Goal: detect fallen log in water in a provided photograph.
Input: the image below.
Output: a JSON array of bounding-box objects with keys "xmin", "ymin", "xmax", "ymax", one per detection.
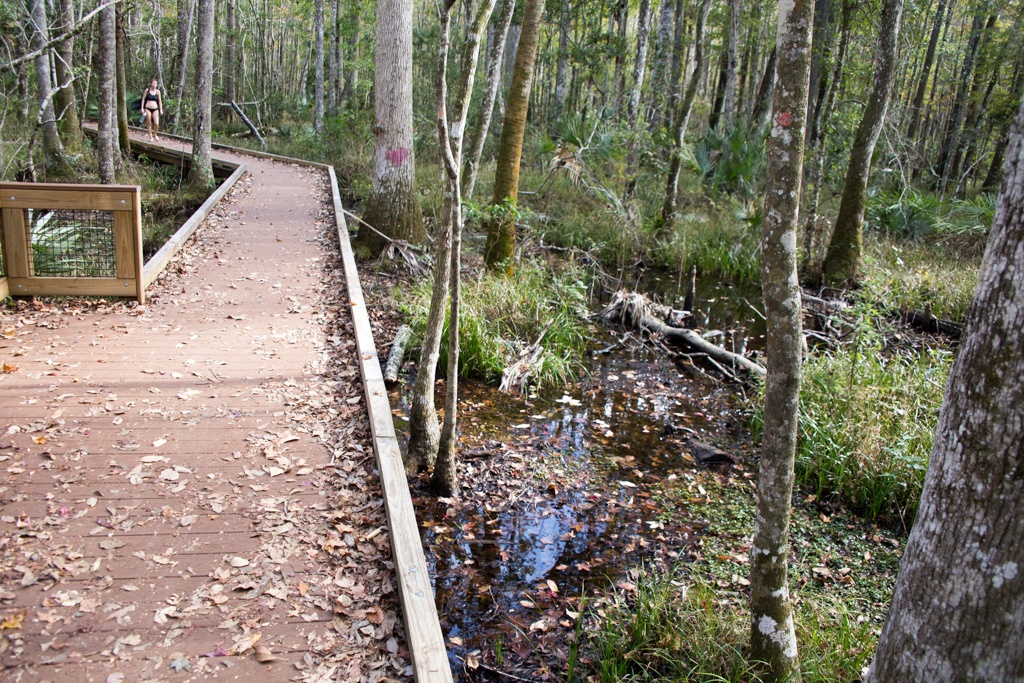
[{"xmin": 600, "ymin": 291, "xmax": 767, "ymax": 379}]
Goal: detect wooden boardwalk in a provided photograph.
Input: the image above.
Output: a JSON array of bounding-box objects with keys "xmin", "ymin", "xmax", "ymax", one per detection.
[{"xmin": 0, "ymin": 139, "xmax": 409, "ymax": 682}]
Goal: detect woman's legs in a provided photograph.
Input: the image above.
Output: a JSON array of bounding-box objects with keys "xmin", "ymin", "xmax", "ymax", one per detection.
[
  {"xmin": 151, "ymin": 110, "xmax": 160, "ymax": 139},
  {"xmin": 144, "ymin": 110, "xmax": 154, "ymax": 139}
]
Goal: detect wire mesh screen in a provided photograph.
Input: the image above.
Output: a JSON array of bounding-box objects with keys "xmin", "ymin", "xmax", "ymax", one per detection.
[{"xmin": 27, "ymin": 208, "xmax": 118, "ymax": 278}]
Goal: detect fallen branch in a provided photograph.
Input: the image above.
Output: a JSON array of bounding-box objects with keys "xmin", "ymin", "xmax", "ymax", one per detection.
[
  {"xmin": 383, "ymin": 325, "xmax": 411, "ymax": 383},
  {"xmin": 600, "ymin": 291, "xmax": 766, "ymax": 379},
  {"xmin": 229, "ymin": 101, "xmax": 266, "ymax": 147},
  {"xmin": 898, "ymin": 308, "xmax": 963, "ymax": 339}
]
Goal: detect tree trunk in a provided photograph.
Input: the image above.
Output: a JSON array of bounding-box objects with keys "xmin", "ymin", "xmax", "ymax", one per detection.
[
  {"xmin": 97, "ymin": 0, "xmax": 117, "ymax": 184},
  {"xmin": 483, "ymin": 0, "xmax": 547, "ymax": 272},
  {"xmin": 327, "ymin": 0, "xmax": 338, "ymax": 114},
  {"xmin": 189, "ymin": 0, "xmax": 215, "ymax": 189},
  {"xmin": 553, "ymin": 2, "xmax": 569, "ymax": 121},
  {"xmin": 359, "ymin": 0, "xmax": 425, "ymax": 252},
  {"xmin": 225, "ymin": 0, "xmax": 236, "ymax": 110},
  {"xmin": 804, "ymin": 0, "xmax": 832, "ymax": 145},
  {"xmin": 626, "ymin": 0, "xmax": 652, "ymax": 126},
  {"xmin": 722, "ymin": 0, "xmax": 740, "ymax": 130},
  {"xmin": 646, "ymin": 0, "xmax": 675, "ymax": 132},
  {"xmin": 462, "ymin": 0, "xmax": 516, "ymax": 199},
  {"xmin": 115, "ymin": 6, "xmax": 131, "ymax": 156},
  {"xmin": 708, "ymin": 51, "xmax": 728, "ymax": 132},
  {"xmin": 868, "ymin": 96, "xmax": 1024, "ymax": 683},
  {"xmin": 54, "ymin": 0, "xmax": 82, "ymax": 153},
  {"xmin": 174, "ymin": 0, "xmax": 196, "ymax": 125},
  {"xmin": 429, "ymin": 0, "xmax": 496, "ymax": 497},
  {"xmin": 30, "ymin": 0, "xmax": 69, "ymax": 175},
  {"xmin": 659, "ymin": 0, "xmax": 712, "ymax": 229},
  {"xmin": 748, "ymin": 0, "xmax": 814, "ymax": 677},
  {"xmin": 907, "ymin": 0, "xmax": 947, "ymax": 142},
  {"xmin": 342, "ymin": 0, "xmax": 360, "ymax": 107},
  {"xmin": 802, "ymin": 0, "xmax": 852, "ymax": 281},
  {"xmin": 314, "ymin": 0, "xmax": 325, "ymax": 134},
  {"xmin": 821, "ymin": 0, "xmax": 904, "ymax": 288},
  {"xmin": 749, "ymin": 46, "xmax": 777, "ymax": 130}
]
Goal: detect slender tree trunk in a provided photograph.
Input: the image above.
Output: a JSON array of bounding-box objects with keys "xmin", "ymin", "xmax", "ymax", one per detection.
[
  {"xmin": 907, "ymin": 0, "xmax": 947, "ymax": 142},
  {"xmin": 722, "ymin": 0, "xmax": 740, "ymax": 129},
  {"xmin": 115, "ymin": 6, "xmax": 131, "ymax": 155},
  {"xmin": 80, "ymin": 21, "xmax": 95, "ymax": 125},
  {"xmin": 936, "ymin": 7, "xmax": 988, "ymax": 191},
  {"xmin": 553, "ymin": 2, "xmax": 569, "ymax": 121},
  {"xmin": 462, "ymin": 0, "xmax": 517, "ymax": 199},
  {"xmin": 805, "ymin": 0, "xmax": 832, "ymax": 145},
  {"xmin": 30, "ymin": 0, "xmax": 69, "ymax": 175},
  {"xmin": 175, "ymin": 0, "xmax": 196, "ymax": 125},
  {"xmin": 646, "ymin": 0, "xmax": 675, "ymax": 132},
  {"xmin": 483, "ymin": 0, "xmax": 547, "ymax": 272},
  {"xmin": 98, "ymin": 0, "xmax": 117, "ymax": 183},
  {"xmin": 749, "ymin": 46, "xmax": 777, "ymax": 129},
  {"xmin": 189, "ymin": 0, "xmax": 215, "ymax": 188},
  {"xmin": 327, "ymin": 0, "xmax": 338, "ymax": 114},
  {"xmin": 749, "ymin": 0, "xmax": 814, "ymax": 679},
  {"xmin": 314, "ymin": 0, "xmax": 324, "ymax": 134},
  {"xmin": 225, "ymin": 0, "xmax": 236, "ymax": 109},
  {"xmin": 359, "ymin": 0, "xmax": 425, "ymax": 252},
  {"xmin": 659, "ymin": 0, "xmax": 713, "ymax": 229},
  {"xmin": 430, "ymin": 0, "xmax": 496, "ymax": 496},
  {"xmin": 54, "ymin": 0, "xmax": 82, "ymax": 152},
  {"xmin": 822, "ymin": 0, "xmax": 904, "ymax": 288},
  {"xmin": 627, "ymin": 0, "xmax": 652, "ymax": 126},
  {"xmin": 342, "ymin": 0, "xmax": 360, "ymax": 107},
  {"xmin": 802, "ymin": 0, "xmax": 852, "ymax": 281},
  {"xmin": 869, "ymin": 96, "xmax": 1024, "ymax": 683}
]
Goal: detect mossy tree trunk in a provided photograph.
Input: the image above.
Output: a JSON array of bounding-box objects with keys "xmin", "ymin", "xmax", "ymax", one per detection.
[
  {"xmin": 461, "ymin": 0, "xmax": 517, "ymax": 200},
  {"xmin": 749, "ymin": 0, "xmax": 815, "ymax": 678},
  {"xmin": 868, "ymin": 96, "xmax": 1024, "ymax": 683},
  {"xmin": 97, "ymin": 0, "xmax": 117, "ymax": 183},
  {"xmin": 482, "ymin": 0, "xmax": 546, "ymax": 273},
  {"xmin": 54, "ymin": 0, "xmax": 82, "ymax": 153},
  {"xmin": 313, "ymin": 0, "xmax": 325, "ymax": 136},
  {"xmin": 115, "ymin": 6, "xmax": 131, "ymax": 156},
  {"xmin": 659, "ymin": 0, "xmax": 712, "ymax": 230},
  {"xmin": 188, "ymin": 0, "xmax": 215, "ymax": 189},
  {"xmin": 359, "ymin": 0, "xmax": 425, "ymax": 254},
  {"xmin": 821, "ymin": 0, "xmax": 904, "ymax": 288}
]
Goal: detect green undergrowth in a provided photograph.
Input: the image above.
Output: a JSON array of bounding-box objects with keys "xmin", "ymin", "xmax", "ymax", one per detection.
[
  {"xmin": 582, "ymin": 476, "xmax": 903, "ymax": 682},
  {"xmin": 861, "ymin": 234, "xmax": 982, "ymax": 322},
  {"xmin": 750, "ymin": 315, "xmax": 952, "ymax": 524},
  {"xmin": 399, "ymin": 261, "xmax": 593, "ymax": 390}
]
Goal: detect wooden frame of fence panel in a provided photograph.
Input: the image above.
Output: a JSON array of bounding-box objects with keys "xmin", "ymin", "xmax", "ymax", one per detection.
[{"xmin": 0, "ymin": 182, "xmax": 143, "ymax": 302}]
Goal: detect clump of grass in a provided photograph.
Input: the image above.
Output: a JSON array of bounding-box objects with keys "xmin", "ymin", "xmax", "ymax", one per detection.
[
  {"xmin": 751, "ymin": 320, "xmax": 951, "ymax": 523},
  {"xmin": 399, "ymin": 261, "xmax": 592, "ymax": 390},
  {"xmin": 583, "ymin": 571, "xmax": 877, "ymax": 682},
  {"xmin": 861, "ymin": 234, "xmax": 981, "ymax": 322}
]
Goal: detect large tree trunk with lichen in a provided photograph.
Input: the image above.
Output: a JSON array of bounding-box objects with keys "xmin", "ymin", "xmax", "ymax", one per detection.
[
  {"xmin": 97, "ymin": 0, "xmax": 117, "ymax": 183},
  {"xmin": 748, "ymin": 0, "xmax": 814, "ymax": 678},
  {"xmin": 462, "ymin": 0, "xmax": 516, "ymax": 200},
  {"xmin": 188, "ymin": 0, "xmax": 214, "ymax": 189},
  {"xmin": 359, "ymin": 0, "xmax": 425, "ymax": 253},
  {"xmin": 867, "ymin": 96, "xmax": 1024, "ymax": 683},
  {"xmin": 54, "ymin": 0, "xmax": 82, "ymax": 152},
  {"xmin": 30, "ymin": 0, "xmax": 70, "ymax": 175},
  {"xmin": 821, "ymin": 0, "xmax": 904, "ymax": 288},
  {"xmin": 659, "ymin": 0, "xmax": 712, "ymax": 229},
  {"xmin": 483, "ymin": 0, "xmax": 546, "ymax": 272}
]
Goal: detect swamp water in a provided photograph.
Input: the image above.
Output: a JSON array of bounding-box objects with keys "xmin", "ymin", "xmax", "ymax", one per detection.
[{"xmin": 390, "ymin": 277, "xmax": 768, "ymax": 677}]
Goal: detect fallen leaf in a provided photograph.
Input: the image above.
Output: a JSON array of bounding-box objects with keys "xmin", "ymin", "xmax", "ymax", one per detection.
[
  {"xmin": 254, "ymin": 644, "xmax": 279, "ymax": 663},
  {"xmin": 159, "ymin": 468, "xmax": 179, "ymax": 481},
  {"xmin": 229, "ymin": 556, "xmax": 249, "ymax": 568}
]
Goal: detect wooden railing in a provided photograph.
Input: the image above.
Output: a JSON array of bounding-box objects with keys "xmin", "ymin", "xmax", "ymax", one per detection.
[{"xmin": 0, "ymin": 182, "xmax": 145, "ymax": 303}]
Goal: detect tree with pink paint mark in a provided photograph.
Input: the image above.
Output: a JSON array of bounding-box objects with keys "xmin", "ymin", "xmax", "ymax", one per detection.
[{"xmin": 359, "ymin": 0, "xmax": 425, "ymax": 254}]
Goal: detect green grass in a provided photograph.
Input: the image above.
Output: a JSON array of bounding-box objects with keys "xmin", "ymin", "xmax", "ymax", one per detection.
[
  {"xmin": 584, "ymin": 572, "xmax": 877, "ymax": 683},
  {"xmin": 399, "ymin": 261, "xmax": 593, "ymax": 390},
  {"xmin": 861, "ymin": 234, "xmax": 982, "ymax": 322},
  {"xmin": 749, "ymin": 325, "xmax": 952, "ymax": 524}
]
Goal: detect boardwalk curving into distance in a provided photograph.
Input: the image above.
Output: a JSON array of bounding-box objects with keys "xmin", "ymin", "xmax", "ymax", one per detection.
[{"xmin": 0, "ymin": 136, "xmax": 420, "ymax": 682}]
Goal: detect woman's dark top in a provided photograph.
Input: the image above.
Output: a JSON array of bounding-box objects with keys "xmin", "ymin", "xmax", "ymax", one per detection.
[{"xmin": 144, "ymin": 90, "xmax": 160, "ymax": 103}]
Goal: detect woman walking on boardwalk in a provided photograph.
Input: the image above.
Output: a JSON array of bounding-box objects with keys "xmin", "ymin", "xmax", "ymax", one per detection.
[{"xmin": 142, "ymin": 80, "xmax": 163, "ymax": 141}]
